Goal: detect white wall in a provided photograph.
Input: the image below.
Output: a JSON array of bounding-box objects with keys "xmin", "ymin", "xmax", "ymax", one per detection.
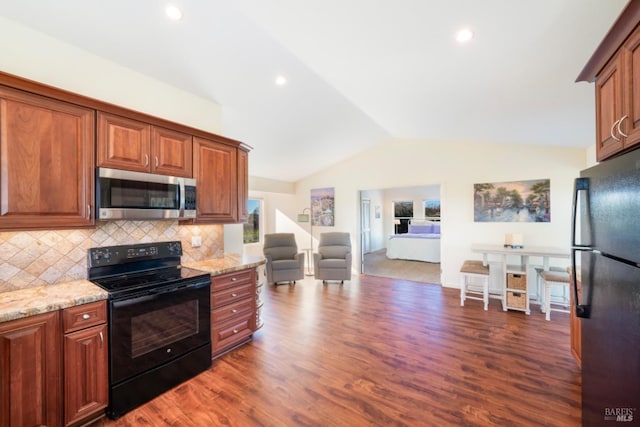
[
  {"xmin": 291, "ymin": 139, "xmax": 587, "ymax": 288},
  {"xmin": 0, "ymin": 16, "xmax": 222, "ymax": 133}
]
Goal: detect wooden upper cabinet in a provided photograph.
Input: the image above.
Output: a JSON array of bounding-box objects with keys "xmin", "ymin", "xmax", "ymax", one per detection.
[
  {"xmin": 237, "ymin": 147, "xmax": 249, "ymax": 223},
  {"xmin": 151, "ymin": 126, "xmax": 193, "ymax": 177},
  {"xmin": 98, "ymin": 112, "xmax": 192, "ymax": 177},
  {"xmin": 97, "ymin": 112, "xmax": 151, "ymax": 173},
  {"xmin": 193, "ymin": 137, "xmax": 238, "ymax": 223},
  {"xmin": 596, "ymin": 26, "xmax": 640, "ymax": 160},
  {"xmin": 619, "ymin": 26, "xmax": 640, "ymax": 150},
  {"xmin": 0, "ymin": 86, "xmax": 94, "ymax": 230},
  {"xmin": 595, "ymin": 55, "xmax": 624, "ymax": 159},
  {"xmin": 582, "ymin": 3, "xmax": 640, "ymax": 161}
]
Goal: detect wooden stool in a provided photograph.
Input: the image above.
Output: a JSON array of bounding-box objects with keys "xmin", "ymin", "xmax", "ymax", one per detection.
[
  {"xmin": 460, "ymin": 260, "xmax": 490, "ymax": 310},
  {"xmin": 537, "ymin": 268, "xmax": 570, "ymax": 321}
]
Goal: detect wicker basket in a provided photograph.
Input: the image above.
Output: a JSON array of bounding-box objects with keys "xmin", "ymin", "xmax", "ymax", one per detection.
[
  {"xmin": 507, "ymin": 291, "xmax": 526, "ymax": 309},
  {"xmin": 507, "ymin": 273, "xmax": 527, "ymax": 290}
]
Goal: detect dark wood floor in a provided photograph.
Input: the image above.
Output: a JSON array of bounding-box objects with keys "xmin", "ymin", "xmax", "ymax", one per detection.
[{"xmin": 95, "ymin": 275, "xmax": 581, "ymax": 426}]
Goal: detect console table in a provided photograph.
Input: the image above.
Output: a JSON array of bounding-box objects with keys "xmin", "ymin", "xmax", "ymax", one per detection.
[{"xmin": 470, "ymin": 244, "xmax": 570, "ymax": 314}]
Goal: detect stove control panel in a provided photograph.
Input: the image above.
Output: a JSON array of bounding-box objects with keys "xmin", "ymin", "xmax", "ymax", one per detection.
[
  {"xmin": 88, "ymin": 241, "xmax": 183, "ymax": 268},
  {"xmin": 127, "ymin": 246, "xmax": 158, "ymax": 258}
]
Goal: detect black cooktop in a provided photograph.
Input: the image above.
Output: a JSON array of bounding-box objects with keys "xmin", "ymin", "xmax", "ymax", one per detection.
[
  {"xmin": 87, "ymin": 241, "xmax": 211, "ymax": 298},
  {"xmin": 91, "ymin": 265, "xmax": 210, "ymax": 293}
]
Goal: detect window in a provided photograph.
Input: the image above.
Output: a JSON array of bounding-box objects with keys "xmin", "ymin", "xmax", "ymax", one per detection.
[
  {"xmin": 424, "ymin": 199, "xmax": 441, "ymax": 220},
  {"xmin": 393, "ymin": 201, "xmax": 413, "ymax": 234},
  {"xmin": 394, "ymin": 201, "xmax": 413, "ymax": 218},
  {"xmin": 243, "ymin": 199, "xmax": 261, "ymax": 244}
]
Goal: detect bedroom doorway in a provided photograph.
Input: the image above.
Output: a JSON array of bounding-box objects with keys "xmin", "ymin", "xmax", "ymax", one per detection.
[{"xmin": 359, "ymin": 184, "xmax": 442, "ymax": 285}]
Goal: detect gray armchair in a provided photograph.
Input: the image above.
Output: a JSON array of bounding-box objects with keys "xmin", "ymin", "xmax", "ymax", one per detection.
[
  {"xmin": 263, "ymin": 233, "xmax": 305, "ymax": 285},
  {"xmin": 313, "ymin": 232, "xmax": 352, "ymax": 284}
]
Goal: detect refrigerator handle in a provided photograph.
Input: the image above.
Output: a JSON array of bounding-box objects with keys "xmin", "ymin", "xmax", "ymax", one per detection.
[
  {"xmin": 571, "ymin": 177, "xmax": 590, "ymax": 248},
  {"xmin": 571, "ymin": 248, "xmax": 590, "ymax": 319}
]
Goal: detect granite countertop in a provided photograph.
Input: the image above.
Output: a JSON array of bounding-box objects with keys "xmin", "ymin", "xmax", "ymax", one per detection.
[
  {"xmin": 0, "ymin": 280, "xmax": 108, "ymax": 323},
  {"xmin": 0, "ymin": 254, "xmax": 265, "ymax": 324},
  {"xmin": 185, "ymin": 253, "xmax": 265, "ymax": 276}
]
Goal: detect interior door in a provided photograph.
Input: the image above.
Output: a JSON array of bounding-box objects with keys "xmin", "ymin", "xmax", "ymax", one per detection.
[{"xmin": 360, "ymin": 197, "xmax": 371, "ymax": 273}]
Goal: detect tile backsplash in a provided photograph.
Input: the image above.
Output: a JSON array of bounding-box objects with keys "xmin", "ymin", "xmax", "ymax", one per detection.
[{"xmin": 0, "ymin": 221, "xmax": 223, "ymax": 292}]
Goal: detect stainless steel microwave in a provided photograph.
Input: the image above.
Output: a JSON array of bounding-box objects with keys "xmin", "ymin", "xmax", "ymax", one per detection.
[{"xmin": 96, "ymin": 168, "xmax": 197, "ymax": 220}]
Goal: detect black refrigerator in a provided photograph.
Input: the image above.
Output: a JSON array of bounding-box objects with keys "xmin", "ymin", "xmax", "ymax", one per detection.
[{"xmin": 572, "ymin": 148, "xmax": 640, "ymax": 426}]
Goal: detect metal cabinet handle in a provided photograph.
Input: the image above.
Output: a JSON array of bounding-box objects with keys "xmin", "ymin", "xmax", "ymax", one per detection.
[
  {"xmin": 145, "ymin": 154, "xmax": 149, "ymax": 166},
  {"xmin": 82, "ymin": 313, "xmax": 91, "ymax": 320},
  {"xmin": 155, "ymin": 156, "xmax": 159, "ymax": 168},
  {"xmin": 99, "ymin": 331, "xmax": 104, "ymax": 348},
  {"xmin": 231, "ymin": 309, "xmax": 238, "ymax": 313},
  {"xmin": 617, "ymin": 114, "xmax": 629, "ymax": 138},
  {"xmin": 87, "ymin": 205, "xmax": 91, "ymax": 218},
  {"xmin": 611, "ymin": 118, "xmax": 621, "ymax": 141},
  {"xmin": 232, "ymin": 329, "xmax": 239, "ymax": 334},
  {"xmin": 231, "ymin": 293, "xmax": 238, "ymax": 297},
  {"xmin": 231, "ymin": 277, "xmax": 237, "ymax": 281}
]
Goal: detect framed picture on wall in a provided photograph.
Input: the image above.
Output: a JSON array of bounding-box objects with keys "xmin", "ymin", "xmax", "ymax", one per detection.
[
  {"xmin": 311, "ymin": 187, "xmax": 335, "ymax": 226},
  {"xmin": 474, "ymin": 179, "xmax": 550, "ymax": 222}
]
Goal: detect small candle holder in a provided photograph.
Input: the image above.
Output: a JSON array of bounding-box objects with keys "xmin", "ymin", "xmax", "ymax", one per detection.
[{"xmin": 504, "ymin": 233, "xmax": 524, "ymax": 249}]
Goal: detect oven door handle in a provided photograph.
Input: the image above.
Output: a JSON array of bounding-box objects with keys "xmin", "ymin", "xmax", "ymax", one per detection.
[
  {"xmin": 112, "ymin": 280, "xmax": 211, "ymax": 307},
  {"xmin": 155, "ymin": 280, "xmax": 210, "ymax": 294}
]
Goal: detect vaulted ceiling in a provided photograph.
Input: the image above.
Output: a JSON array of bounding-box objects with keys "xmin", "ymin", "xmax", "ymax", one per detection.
[{"xmin": 0, "ymin": 1, "xmax": 628, "ymax": 181}]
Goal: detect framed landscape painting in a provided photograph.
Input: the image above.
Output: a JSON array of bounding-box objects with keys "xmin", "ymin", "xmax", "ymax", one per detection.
[{"xmin": 474, "ymin": 179, "xmax": 550, "ymax": 222}]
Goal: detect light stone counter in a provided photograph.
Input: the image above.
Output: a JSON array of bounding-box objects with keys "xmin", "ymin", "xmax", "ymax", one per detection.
[
  {"xmin": 0, "ymin": 280, "xmax": 108, "ymax": 323},
  {"xmin": 186, "ymin": 254, "xmax": 266, "ymax": 276},
  {"xmin": 0, "ymin": 255, "xmax": 264, "ymax": 324}
]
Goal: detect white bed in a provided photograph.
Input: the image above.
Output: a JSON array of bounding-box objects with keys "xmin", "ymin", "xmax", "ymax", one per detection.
[{"xmin": 386, "ymin": 222, "xmax": 441, "ymax": 263}]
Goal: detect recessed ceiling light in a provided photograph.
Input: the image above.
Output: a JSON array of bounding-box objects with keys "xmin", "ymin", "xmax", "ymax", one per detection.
[
  {"xmin": 456, "ymin": 28, "xmax": 474, "ymax": 44},
  {"xmin": 275, "ymin": 75, "xmax": 287, "ymax": 86},
  {"xmin": 166, "ymin": 5, "xmax": 183, "ymax": 20}
]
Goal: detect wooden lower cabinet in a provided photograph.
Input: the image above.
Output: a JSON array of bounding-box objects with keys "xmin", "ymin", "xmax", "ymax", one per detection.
[
  {"xmin": 0, "ymin": 301, "xmax": 108, "ymax": 427},
  {"xmin": 0, "ymin": 311, "xmax": 62, "ymax": 427},
  {"xmin": 570, "ymin": 279, "xmax": 582, "ymax": 368},
  {"xmin": 62, "ymin": 301, "xmax": 108, "ymax": 426},
  {"xmin": 211, "ymin": 268, "xmax": 259, "ymax": 358},
  {"xmin": 253, "ymin": 277, "xmax": 264, "ymax": 331}
]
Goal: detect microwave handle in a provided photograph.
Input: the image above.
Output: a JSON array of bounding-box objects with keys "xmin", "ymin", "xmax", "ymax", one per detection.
[{"xmin": 178, "ymin": 178, "xmax": 186, "ymax": 215}]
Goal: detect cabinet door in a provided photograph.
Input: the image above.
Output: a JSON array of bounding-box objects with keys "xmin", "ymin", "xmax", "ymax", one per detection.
[
  {"xmin": 63, "ymin": 324, "xmax": 108, "ymax": 426},
  {"xmin": 0, "ymin": 311, "xmax": 61, "ymax": 427},
  {"xmin": 0, "ymin": 87, "xmax": 94, "ymax": 230},
  {"xmin": 97, "ymin": 112, "xmax": 151, "ymax": 173},
  {"xmin": 595, "ymin": 55, "xmax": 624, "ymax": 160},
  {"xmin": 621, "ymin": 26, "xmax": 640, "ymax": 151},
  {"xmin": 570, "ymin": 279, "xmax": 582, "ymax": 368},
  {"xmin": 151, "ymin": 126, "xmax": 193, "ymax": 177},
  {"xmin": 193, "ymin": 137, "xmax": 238, "ymax": 223},
  {"xmin": 237, "ymin": 148, "xmax": 249, "ymax": 223}
]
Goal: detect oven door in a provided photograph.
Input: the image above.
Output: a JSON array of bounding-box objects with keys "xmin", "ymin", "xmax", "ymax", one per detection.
[{"xmin": 109, "ymin": 280, "xmax": 211, "ymax": 385}]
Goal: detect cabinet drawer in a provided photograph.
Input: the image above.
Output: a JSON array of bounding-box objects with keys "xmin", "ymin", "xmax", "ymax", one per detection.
[
  {"xmin": 63, "ymin": 300, "xmax": 107, "ymax": 333},
  {"xmin": 212, "ymin": 297, "xmax": 253, "ymax": 324},
  {"xmin": 211, "ymin": 270, "xmax": 254, "ymax": 291},
  {"xmin": 212, "ymin": 313, "xmax": 253, "ymax": 354},
  {"xmin": 211, "ymin": 283, "xmax": 253, "ymax": 308}
]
